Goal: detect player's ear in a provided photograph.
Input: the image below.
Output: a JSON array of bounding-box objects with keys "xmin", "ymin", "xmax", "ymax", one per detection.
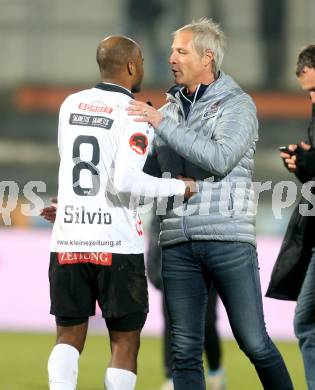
[{"xmin": 127, "ymin": 60, "xmax": 135, "ymax": 76}]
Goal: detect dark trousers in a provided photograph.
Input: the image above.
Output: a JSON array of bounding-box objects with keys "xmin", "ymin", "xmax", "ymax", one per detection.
[
  {"xmin": 294, "ymin": 248, "xmax": 315, "ymax": 390},
  {"xmin": 162, "ymin": 284, "xmax": 221, "ymax": 378}
]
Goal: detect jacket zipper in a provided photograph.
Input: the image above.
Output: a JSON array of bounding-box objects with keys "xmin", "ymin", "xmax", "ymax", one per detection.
[
  {"xmin": 182, "ymin": 202, "xmax": 191, "ymax": 240},
  {"xmin": 172, "ymin": 88, "xmax": 200, "ymax": 241}
]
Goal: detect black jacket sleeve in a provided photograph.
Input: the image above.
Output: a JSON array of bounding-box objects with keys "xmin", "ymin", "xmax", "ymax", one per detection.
[{"xmin": 295, "ymin": 148, "xmax": 315, "ymax": 183}]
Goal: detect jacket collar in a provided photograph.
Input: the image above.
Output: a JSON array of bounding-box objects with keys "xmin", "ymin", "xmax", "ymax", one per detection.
[
  {"xmin": 166, "ymin": 71, "xmax": 241, "ymax": 104},
  {"xmin": 167, "ymin": 71, "xmax": 222, "ymax": 98},
  {"xmin": 94, "ymin": 82, "xmax": 134, "ymax": 98}
]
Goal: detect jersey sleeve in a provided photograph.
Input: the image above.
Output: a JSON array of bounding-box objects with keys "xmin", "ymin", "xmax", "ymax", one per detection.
[
  {"xmin": 57, "ymin": 97, "xmax": 71, "ymax": 157},
  {"xmin": 113, "ymin": 114, "xmax": 185, "ymax": 198}
]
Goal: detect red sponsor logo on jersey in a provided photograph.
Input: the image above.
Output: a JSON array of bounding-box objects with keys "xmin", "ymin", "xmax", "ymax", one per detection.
[
  {"xmin": 135, "ymin": 215, "xmax": 143, "ymax": 236},
  {"xmin": 129, "ymin": 133, "xmax": 148, "ymax": 155},
  {"xmin": 78, "ymin": 103, "xmax": 113, "ymax": 114},
  {"xmin": 58, "ymin": 252, "xmax": 112, "ymax": 266}
]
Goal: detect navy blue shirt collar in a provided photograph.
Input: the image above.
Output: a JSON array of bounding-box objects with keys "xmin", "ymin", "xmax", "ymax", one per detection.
[
  {"xmin": 95, "ymin": 82, "xmax": 134, "ymax": 98},
  {"xmin": 180, "ymin": 84, "xmax": 208, "ymax": 102},
  {"xmin": 178, "ymin": 84, "xmax": 209, "ymax": 119}
]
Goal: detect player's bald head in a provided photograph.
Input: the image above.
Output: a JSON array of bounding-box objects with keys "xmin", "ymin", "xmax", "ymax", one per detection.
[{"xmin": 96, "ymin": 35, "xmax": 142, "ymax": 78}]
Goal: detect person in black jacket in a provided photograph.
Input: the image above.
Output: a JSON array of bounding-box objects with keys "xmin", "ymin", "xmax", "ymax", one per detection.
[{"xmin": 280, "ymin": 44, "xmax": 315, "ymax": 390}]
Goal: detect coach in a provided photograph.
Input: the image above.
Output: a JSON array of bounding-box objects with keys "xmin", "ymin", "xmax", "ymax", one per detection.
[{"xmin": 127, "ymin": 18, "xmax": 293, "ymax": 390}]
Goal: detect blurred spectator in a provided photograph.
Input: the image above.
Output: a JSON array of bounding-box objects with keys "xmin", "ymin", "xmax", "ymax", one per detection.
[
  {"xmin": 259, "ymin": 0, "xmax": 287, "ymax": 89},
  {"xmin": 124, "ymin": 0, "xmax": 167, "ymax": 85},
  {"xmin": 207, "ymin": 0, "xmax": 224, "ymax": 29}
]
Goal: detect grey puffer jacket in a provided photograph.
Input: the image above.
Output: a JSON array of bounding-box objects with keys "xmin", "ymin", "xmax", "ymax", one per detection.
[{"xmin": 155, "ymin": 72, "xmax": 259, "ymax": 247}]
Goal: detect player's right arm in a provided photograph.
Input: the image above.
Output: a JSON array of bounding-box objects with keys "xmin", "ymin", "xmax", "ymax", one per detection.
[{"xmin": 113, "ymin": 115, "xmax": 196, "ymax": 199}]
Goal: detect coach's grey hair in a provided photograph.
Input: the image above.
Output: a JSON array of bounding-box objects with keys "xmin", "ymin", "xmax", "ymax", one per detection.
[{"xmin": 175, "ymin": 18, "xmax": 226, "ymax": 75}]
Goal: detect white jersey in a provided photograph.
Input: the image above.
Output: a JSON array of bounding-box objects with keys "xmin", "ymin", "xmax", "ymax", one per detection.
[{"xmin": 50, "ymin": 83, "xmax": 185, "ymax": 254}]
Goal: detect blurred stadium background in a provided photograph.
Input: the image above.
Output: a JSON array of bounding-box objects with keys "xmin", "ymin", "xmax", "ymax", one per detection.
[{"xmin": 0, "ymin": 0, "xmax": 314, "ymax": 388}]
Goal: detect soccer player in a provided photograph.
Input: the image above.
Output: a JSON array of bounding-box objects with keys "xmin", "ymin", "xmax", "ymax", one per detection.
[{"xmin": 46, "ymin": 35, "xmax": 195, "ymax": 390}]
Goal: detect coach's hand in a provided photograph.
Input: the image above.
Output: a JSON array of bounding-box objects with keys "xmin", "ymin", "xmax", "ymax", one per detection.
[{"xmin": 127, "ymin": 100, "xmax": 162, "ymax": 128}]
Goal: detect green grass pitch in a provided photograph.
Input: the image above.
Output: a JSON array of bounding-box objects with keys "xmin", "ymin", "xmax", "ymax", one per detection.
[{"xmin": 0, "ymin": 332, "xmax": 306, "ymax": 389}]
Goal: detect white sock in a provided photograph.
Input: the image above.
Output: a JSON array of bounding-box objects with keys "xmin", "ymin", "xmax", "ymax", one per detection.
[
  {"xmin": 48, "ymin": 343, "xmax": 79, "ymax": 390},
  {"xmin": 105, "ymin": 368, "xmax": 137, "ymax": 390}
]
